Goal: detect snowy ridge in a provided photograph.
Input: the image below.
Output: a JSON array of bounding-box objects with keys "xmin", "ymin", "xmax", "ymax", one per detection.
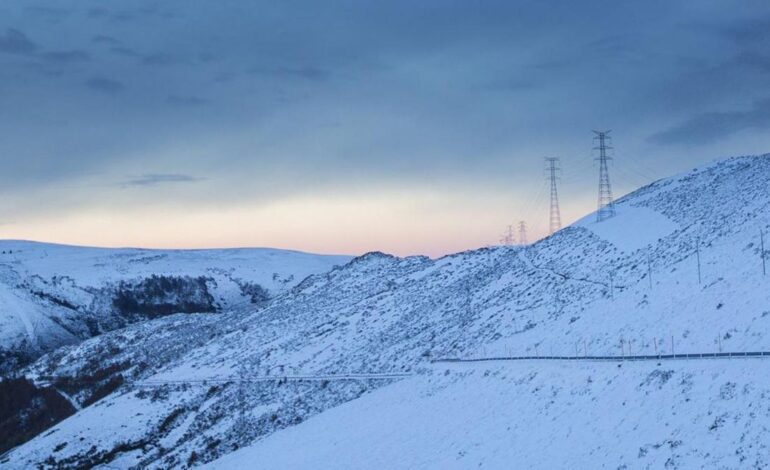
[{"xmin": 5, "ymin": 154, "xmax": 770, "ymax": 468}]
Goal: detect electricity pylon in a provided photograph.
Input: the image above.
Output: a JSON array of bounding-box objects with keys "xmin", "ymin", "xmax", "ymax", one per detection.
[
  {"xmin": 594, "ymin": 130, "xmax": 615, "ymax": 222},
  {"xmin": 500, "ymin": 224, "xmax": 514, "ymax": 245},
  {"xmin": 545, "ymin": 157, "xmax": 561, "ymax": 235},
  {"xmin": 518, "ymin": 221, "xmax": 527, "ymax": 245}
]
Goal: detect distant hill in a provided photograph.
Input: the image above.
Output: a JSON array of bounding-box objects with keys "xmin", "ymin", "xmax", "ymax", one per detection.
[{"xmin": 0, "ymin": 241, "xmax": 351, "ymax": 373}]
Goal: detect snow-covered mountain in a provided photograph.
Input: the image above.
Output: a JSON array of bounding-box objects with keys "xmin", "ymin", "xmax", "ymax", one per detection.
[
  {"xmin": 0, "ymin": 241, "xmax": 351, "ymax": 373},
  {"xmin": 4, "ymin": 155, "xmax": 770, "ymax": 468}
]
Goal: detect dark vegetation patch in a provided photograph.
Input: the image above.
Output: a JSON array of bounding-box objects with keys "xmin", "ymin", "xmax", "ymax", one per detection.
[
  {"xmin": 0, "ymin": 349, "xmax": 34, "ymax": 376},
  {"xmin": 29, "ymin": 290, "xmax": 80, "ymax": 310},
  {"xmin": 158, "ymin": 407, "xmax": 186, "ymax": 434},
  {"xmin": 52, "ymin": 360, "xmax": 132, "ymax": 397},
  {"xmin": 0, "ymin": 377, "xmax": 75, "ymax": 454},
  {"xmin": 235, "ymin": 280, "xmax": 270, "ymax": 305},
  {"xmin": 43, "ymin": 439, "xmax": 150, "ymax": 469},
  {"xmin": 2, "ymin": 360, "xmax": 134, "ymax": 454},
  {"xmin": 81, "ymin": 374, "xmax": 125, "ymax": 407},
  {"xmin": 112, "ymin": 275, "xmax": 216, "ymax": 318}
]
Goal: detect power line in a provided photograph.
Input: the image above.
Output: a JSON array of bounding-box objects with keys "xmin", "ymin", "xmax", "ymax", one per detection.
[
  {"xmin": 593, "ymin": 130, "xmax": 616, "ymax": 222},
  {"xmin": 520, "ymin": 178, "xmax": 548, "ymax": 241}
]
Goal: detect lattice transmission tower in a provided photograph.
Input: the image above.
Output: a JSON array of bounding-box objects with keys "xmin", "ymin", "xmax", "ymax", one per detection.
[
  {"xmin": 518, "ymin": 221, "xmax": 527, "ymax": 245},
  {"xmin": 500, "ymin": 224, "xmax": 514, "ymax": 245},
  {"xmin": 593, "ymin": 130, "xmax": 615, "ymax": 222},
  {"xmin": 545, "ymin": 157, "xmax": 561, "ymax": 235}
]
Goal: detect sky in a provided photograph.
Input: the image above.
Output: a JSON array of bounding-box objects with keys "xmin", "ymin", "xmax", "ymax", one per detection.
[{"xmin": 1, "ymin": 0, "xmax": 769, "ymax": 257}]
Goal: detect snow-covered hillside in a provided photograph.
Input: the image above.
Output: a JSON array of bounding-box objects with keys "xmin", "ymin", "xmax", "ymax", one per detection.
[
  {"xmin": 0, "ymin": 241, "xmax": 350, "ymax": 372},
  {"xmin": 210, "ymin": 359, "xmax": 770, "ymax": 469},
  {"xmin": 5, "ymin": 155, "xmax": 770, "ymax": 468}
]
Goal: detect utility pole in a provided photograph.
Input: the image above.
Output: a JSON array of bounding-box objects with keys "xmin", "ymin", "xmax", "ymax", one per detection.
[
  {"xmin": 647, "ymin": 251, "xmax": 653, "ymax": 289},
  {"xmin": 695, "ymin": 237, "xmax": 702, "ymax": 285},
  {"xmin": 759, "ymin": 230, "xmax": 767, "ymax": 276},
  {"xmin": 609, "ymin": 271, "xmax": 614, "ymax": 299},
  {"xmin": 593, "ymin": 130, "xmax": 615, "ymax": 222},
  {"xmin": 518, "ymin": 221, "xmax": 528, "ymax": 245},
  {"xmin": 545, "ymin": 157, "xmax": 562, "ymax": 235},
  {"xmin": 236, "ymin": 366, "xmax": 247, "ymax": 439}
]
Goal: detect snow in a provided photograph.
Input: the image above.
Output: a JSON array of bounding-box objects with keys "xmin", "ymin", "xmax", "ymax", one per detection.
[
  {"xmin": 0, "ymin": 283, "xmax": 39, "ymax": 348},
  {"xmin": 0, "ymin": 240, "xmax": 350, "ymax": 293},
  {"xmin": 209, "ymin": 359, "xmax": 770, "ymax": 469},
  {"xmin": 4, "ymin": 387, "xmax": 198, "ymax": 469},
  {"xmin": 574, "ymin": 203, "xmax": 679, "ymax": 253},
  {"xmin": 0, "ymin": 240, "xmax": 351, "ymax": 364},
  {"xmin": 7, "ymin": 154, "xmax": 770, "ymax": 469},
  {"xmin": 0, "ymin": 281, "xmax": 74, "ymax": 351}
]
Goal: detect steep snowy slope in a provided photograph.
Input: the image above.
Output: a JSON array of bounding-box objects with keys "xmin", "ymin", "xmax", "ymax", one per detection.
[
  {"xmin": 5, "ymin": 155, "xmax": 770, "ymax": 468},
  {"xmin": 0, "ymin": 242, "xmax": 350, "ymax": 372},
  {"xmin": 210, "ymin": 359, "xmax": 770, "ymax": 469}
]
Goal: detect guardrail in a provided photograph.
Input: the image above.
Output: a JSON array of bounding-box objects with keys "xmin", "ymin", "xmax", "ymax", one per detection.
[
  {"xmin": 34, "ymin": 372, "xmax": 413, "ymax": 388},
  {"xmin": 432, "ymin": 351, "xmax": 770, "ymax": 364}
]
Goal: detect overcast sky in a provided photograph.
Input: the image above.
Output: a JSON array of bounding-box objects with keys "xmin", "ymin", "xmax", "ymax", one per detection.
[{"xmin": 1, "ymin": 1, "xmax": 769, "ymax": 256}]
